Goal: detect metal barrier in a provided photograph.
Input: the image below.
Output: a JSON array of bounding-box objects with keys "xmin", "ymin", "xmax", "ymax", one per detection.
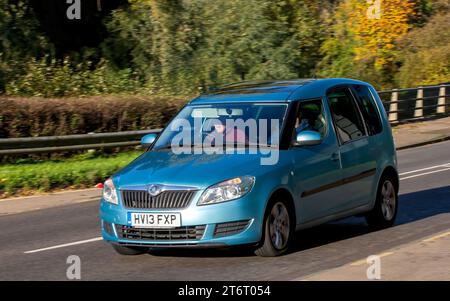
[
  {"xmin": 0, "ymin": 84, "xmax": 449, "ymax": 156},
  {"xmin": 0, "ymin": 129, "xmax": 161, "ymax": 156},
  {"xmin": 378, "ymin": 84, "xmax": 450, "ymax": 124}
]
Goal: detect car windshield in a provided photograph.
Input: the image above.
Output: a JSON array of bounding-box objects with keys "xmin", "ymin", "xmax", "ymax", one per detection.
[{"xmin": 153, "ymin": 103, "xmax": 288, "ymax": 150}]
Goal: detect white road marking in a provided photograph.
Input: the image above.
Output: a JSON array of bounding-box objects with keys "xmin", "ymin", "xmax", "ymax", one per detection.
[
  {"xmin": 24, "ymin": 237, "xmax": 102, "ymax": 254},
  {"xmin": 0, "ymin": 188, "xmax": 100, "ymax": 203},
  {"xmin": 400, "ymin": 167, "xmax": 450, "ymax": 181},
  {"xmin": 350, "ymin": 251, "xmax": 394, "ymax": 266},
  {"xmin": 399, "ymin": 163, "xmax": 450, "ymax": 176},
  {"xmin": 422, "ymin": 231, "xmax": 450, "ymax": 243}
]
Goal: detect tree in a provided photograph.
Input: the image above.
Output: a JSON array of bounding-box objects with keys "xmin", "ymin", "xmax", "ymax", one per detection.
[
  {"xmin": 198, "ymin": 0, "xmax": 325, "ymax": 86},
  {"xmin": 317, "ymin": 0, "xmax": 416, "ymax": 88},
  {"xmin": 0, "ymin": 0, "xmax": 51, "ymax": 92},
  {"xmin": 350, "ymin": 0, "xmax": 415, "ymax": 72},
  {"xmin": 106, "ymin": 0, "xmax": 206, "ymax": 95},
  {"xmin": 396, "ymin": 10, "xmax": 450, "ymax": 87},
  {"xmin": 249, "ymin": 0, "xmax": 327, "ymax": 79},
  {"xmin": 104, "ymin": 0, "xmax": 326, "ymax": 94},
  {"xmin": 316, "ymin": 0, "xmax": 356, "ymax": 79},
  {"xmin": 102, "ymin": 2, "xmax": 155, "ymax": 84}
]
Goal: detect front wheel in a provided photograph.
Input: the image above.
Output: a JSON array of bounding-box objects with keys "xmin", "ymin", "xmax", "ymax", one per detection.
[
  {"xmin": 255, "ymin": 200, "xmax": 293, "ymax": 257},
  {"xmin": 365, "ymin": 175, "xmax": 398, "ymax": 229},
  {"xmin": 112, "ymin": 244, "xmax": 148, "ymax": 255}
]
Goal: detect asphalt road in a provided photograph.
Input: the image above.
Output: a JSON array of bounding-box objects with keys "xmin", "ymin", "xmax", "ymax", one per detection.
[{"xmin": 1, "ymin": 141, "xmax": 450, "ymax": 280}]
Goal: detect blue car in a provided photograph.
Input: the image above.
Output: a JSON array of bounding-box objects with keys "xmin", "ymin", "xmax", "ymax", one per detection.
[{"xmin": 100, "ymin": 78, "xmax": 399, "ymax": 257}]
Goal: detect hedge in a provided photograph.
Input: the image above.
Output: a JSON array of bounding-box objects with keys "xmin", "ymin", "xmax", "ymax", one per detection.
[{"xmin": 0, "ymin": 95, "xmax": 187, "ymax": 138}]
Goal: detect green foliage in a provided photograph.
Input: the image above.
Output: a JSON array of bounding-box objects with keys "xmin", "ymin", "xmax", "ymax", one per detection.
[
  {"xmin": 316, "ymin": 1, "xmax": 356, "ymax": 80},
  {"xmin": 396, "ymin": 11, "xmax": 450, "ymax": 87},
  {"xmin": 5, "ymin": 57, "xmax": 139, "ymax": 97},
  {"xmin": 1, "ymin": 0, "xmax": 449, "ymax": 96},
  {"xmin": 0, "ymin": 151, "xmax": 141, "ymax": 197},
  {"xmin": 103, "ymin": 0, "xmax": 326, "ymax": 94},
  {"xmin": 102, "ymin": 3, "xmax": 155, "ymax": 85},
  {"xmin": 0, "ymin": 0, "xmax": 51, "ymax": 92},
  {"xmin": 104, "ymin": 0, "xmax": 206, "ymax": 95}
]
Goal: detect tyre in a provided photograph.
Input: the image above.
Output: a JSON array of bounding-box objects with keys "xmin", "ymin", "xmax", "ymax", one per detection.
[
  {"xmin": 365, "ymin": 174, "xmax": 398, "ymax": 229},
  {"xmin": 112, "ymin": 244, "xmax": 148, "ymax": 255},
  {"xmin": 255, "ymin": 199, "xmax": 294, "ymax": 257}
]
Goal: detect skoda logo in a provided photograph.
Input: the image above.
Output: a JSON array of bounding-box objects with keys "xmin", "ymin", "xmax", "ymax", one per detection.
[{"xmin": 147, "ymin": 184, "xmax": 162, "ymax": 197}]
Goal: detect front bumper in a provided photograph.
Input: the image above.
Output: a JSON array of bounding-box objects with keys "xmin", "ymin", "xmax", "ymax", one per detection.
[{"xmin": 99, "ymin": 192, "xmax": 264, "ymax": 248}]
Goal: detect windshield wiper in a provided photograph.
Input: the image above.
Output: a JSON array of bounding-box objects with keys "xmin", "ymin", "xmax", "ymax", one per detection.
[
  {"xmin": 154, "ymin": 144, "xmax": 173, "ymax": 150},
  {"xmin": 222, "ymin": 142, "xmax": 278, "ymax": 148},
  {"xmin": 155, "ymin": 142, "xmax": 278, "ymax": 150},
  {"xmin": 155, "ymin": 144, "xmax": 205, "ymax": 150}
]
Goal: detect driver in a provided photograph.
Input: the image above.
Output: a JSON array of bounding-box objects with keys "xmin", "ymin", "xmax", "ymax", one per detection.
[
  {"xmin": 294, "ymin": 108, "xmax": 315, "ymax": 135},
  {"xmin": 293, "ymin": 103, "xmax": 326, "ymax": 142},
  {"xmin": 204, "ymin": 117, "xmax": 247, "ymax": 146}
]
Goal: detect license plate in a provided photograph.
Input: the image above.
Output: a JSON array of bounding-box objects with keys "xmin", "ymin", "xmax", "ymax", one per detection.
[{"xmin": 127, "ymin": 212, "xmax": 181, "ymax": 228}]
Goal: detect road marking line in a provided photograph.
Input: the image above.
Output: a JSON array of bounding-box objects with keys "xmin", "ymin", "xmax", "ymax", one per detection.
[
  {"xmin": 24, "ymin": 237, "xmax": 102, "ymax": 254},
  {"xmin": 399, "ymin": 163, "xmax": 450, "ymax": 176},
  {"xmin": 0, "ymin": 188, "xmax": 100, "ymax": 203},
  {"xmin": 422, "ymin": 231, "xmax": 450, "ymax": 243},
  {"xmin": 350, "ymin": 251, "xmax": 394, "ymax": 266},
  {"xmin": 400, "ymin": 167, "xmax": 450, "ymax": 181}
]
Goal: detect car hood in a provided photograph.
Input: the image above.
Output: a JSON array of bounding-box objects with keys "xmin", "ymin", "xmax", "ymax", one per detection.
[{"xmin": 114, "ymin": 150, "xmax": 270, "ymax": 189}]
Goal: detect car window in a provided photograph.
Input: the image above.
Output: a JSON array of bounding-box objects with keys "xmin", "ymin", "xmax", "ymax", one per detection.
[
  {"xmin": 292, "ymin": 99, "xmax": 326, "ymax": 143},
  {"xmin": 153, "ymin": 103, "xmax": 288, "ymax": 149},
  {"xmin": 327, "ymin": 87, "xmax": 366, "ymax": 144},
  {"xmin": 352, "ymin": 85, "xmax": 383, "ymax": 135}
]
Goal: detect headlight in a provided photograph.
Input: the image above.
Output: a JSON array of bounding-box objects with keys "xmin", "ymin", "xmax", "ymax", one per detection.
[
  {"xmin": 198, "ymin": 176, "xmax": 255, "ymax": 205},
  {"xmin": 103, "ymin": 178, "xmax": 118, "ymax": 205}
]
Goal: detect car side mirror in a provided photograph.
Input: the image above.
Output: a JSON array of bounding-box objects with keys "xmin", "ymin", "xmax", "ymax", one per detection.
[
  {"xmin": 141, "ymin": 133, "xmax": 157, "ymax": 148},
  {"xmin": 295, "ymin": 130, "xmax": 322, "ymax": 146}
]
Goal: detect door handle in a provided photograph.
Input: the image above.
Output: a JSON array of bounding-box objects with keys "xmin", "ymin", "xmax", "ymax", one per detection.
[{"xmin": 331, "ymin": 152, "xmax": 340, "ymax": 162}]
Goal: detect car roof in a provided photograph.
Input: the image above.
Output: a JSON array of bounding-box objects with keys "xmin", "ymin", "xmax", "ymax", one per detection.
[{"xmin": 189, "ymin": 78, "xmax": 370, "ymax": 104}]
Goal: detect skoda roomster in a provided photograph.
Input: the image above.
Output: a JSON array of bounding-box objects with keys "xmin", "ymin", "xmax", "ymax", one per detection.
[{"xmin": 100, "ymin": 79, "xmax": 399, "ymax": 257}]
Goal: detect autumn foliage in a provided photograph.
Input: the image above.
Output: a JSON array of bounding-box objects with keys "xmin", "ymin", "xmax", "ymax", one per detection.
[{"xmin": 350, "ymin": 0, "xmax": 415, "ymax": 71}]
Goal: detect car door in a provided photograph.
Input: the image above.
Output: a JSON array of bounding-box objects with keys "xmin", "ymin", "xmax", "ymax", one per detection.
[
  {"xmin": 289, "ymin": 98, "xmax": 344, "ymax": 223},
  {"xmin": 327, "ymin": 86, "xmax": 378, "ymax": 210}
]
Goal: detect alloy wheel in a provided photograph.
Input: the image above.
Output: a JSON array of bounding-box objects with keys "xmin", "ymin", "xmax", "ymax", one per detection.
[
  {"xmin": 269, "ymin": 202, "xmax": 290, "ymax": 250},
  {"xmin": 381, "ymin": 180, "xmax": 396, "ymax": 221}
]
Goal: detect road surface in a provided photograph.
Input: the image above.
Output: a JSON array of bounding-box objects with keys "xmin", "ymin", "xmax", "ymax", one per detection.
[{"xmin": 1, "ymin": 141, "xmax": 450, "ymax": 280}]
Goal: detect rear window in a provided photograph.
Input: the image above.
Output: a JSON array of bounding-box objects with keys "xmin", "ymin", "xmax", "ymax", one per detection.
[
  {"xmin": 352, "ymin": 85, "xmax": 383, "ymax": 135},
  {"xmin": 327, "ymin": 88, "xmax": 366, "ymax": 144}
]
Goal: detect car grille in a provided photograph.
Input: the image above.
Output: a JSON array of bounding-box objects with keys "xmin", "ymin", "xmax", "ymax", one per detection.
[
  {"xmin": 121, "ymin": 190, "xmax": 197, "ymax": 209},
  {"xmin": 213, "ymin": 220, "xmax": 250, "ymax": 238},
  {"xmin": 115, "ymin": 224, "xmax": 206, "ymax": 241}
]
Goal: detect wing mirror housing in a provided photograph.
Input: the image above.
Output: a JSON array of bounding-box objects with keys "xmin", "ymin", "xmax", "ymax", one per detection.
[
  {"xmin": 141, "ymin": 133, "xmax": 157, "ymax": 148},
  {"xmin": 295, "ymin": 130, "xmax": 322, "ymax": 146}
]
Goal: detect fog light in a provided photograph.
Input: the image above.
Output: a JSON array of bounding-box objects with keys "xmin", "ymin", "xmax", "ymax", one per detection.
[{"xmin": 102, "ymin": 220, "xmax": 114, "ymax": 236}]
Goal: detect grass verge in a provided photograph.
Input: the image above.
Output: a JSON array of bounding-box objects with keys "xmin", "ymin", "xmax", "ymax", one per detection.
[{"xmin": 0, "ymin": 151, "xmax": 141, "ymax": 198}]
